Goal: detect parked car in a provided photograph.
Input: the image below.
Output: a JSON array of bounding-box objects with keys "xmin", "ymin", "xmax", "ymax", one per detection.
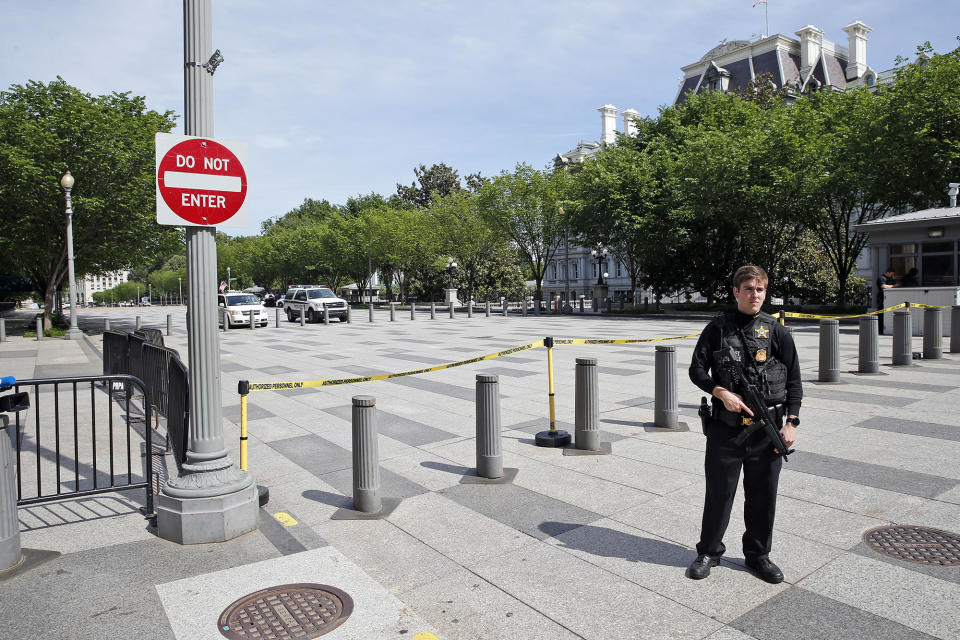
[
  {"xmin": 218, "ymin": 292, "xmax": 268, "ymax": 328},
  {"xmin": 282, "ymin": 286, "xmax": 349, "ymax": 322}
]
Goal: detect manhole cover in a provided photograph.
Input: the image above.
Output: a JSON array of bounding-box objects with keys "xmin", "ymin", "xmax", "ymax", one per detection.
[
  {"xmin": 863, "ymin": 525, "xmax": 960, "ymax": 566},
  {"xmin": 218, "ymin": 583, "xmax": 354, "ymax": 639}
]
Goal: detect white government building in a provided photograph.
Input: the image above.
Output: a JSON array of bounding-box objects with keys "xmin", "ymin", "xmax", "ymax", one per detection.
[{"xmin": 547, "ymin": 20, "xmax": 885, "ymax": 307}]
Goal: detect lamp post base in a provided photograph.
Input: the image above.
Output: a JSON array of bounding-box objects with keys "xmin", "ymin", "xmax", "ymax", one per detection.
[
  {"xmin": 64, "ymin": 327, "xmax": 84, "ymax": 340},
  {"xmin": 157, "ymin": 481, "xmax": 259, "ymax": 545}
]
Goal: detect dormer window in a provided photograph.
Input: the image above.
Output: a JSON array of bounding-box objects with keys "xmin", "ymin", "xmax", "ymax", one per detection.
[{"xmin": 702, "ymin": 61, "xmax": 731, "ymax": 93}]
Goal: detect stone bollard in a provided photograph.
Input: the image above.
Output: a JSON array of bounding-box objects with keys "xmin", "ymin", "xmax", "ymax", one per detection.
[
  {"xmin": 351, "ymin": 396, "xmax": 381, "ymax": 513},
  {"xmin": 654, "ymin": 345, "xmax": 679, "ymax": 428},
  {"xmin": 346, "ymin": 304, "xmax": 352, "ymax": 324},
  {"xmin": 104, "ymin": 318, "xmax": 110, "ymax": 332},
  {"xmin": 502, "ymin": 298, "xmax": 508, "ymax": 317},
  {"xmin": 818, "ymin": 319, "xmax": 840, "ymax": 382},
  {"xmin": 923, "ymin": 307, "xmax": 942, "ymax": 360},
  {"xmin": 410, "ymin": 302, "xmax": 416, "ymax": 321},
  {"xmin": 249, "ymin": 310, "xmax": 256, "ymax": 330},
  {"xmin": 299, "ymin": 307, "xmax": 305, "ymax": 326},
  {"xmin": 166, "ymin": 314, "xmax": 172, "ymax": 336},
  {"xmin": 892, "ymin": 309, "xmax": 912, "ymax": 366},
  {"xmin": 323, "ymin": 306, "xmax": 330, "ymax": 325},
  {"xmin": 449, "ymin": 302, "xmax": 455, "ymax": 319},
  {"xmin": 0, "ymin": 414, "xmax": 22, "ymax": 572},
  {"xmin": 36, "ymin": 316, "xmax": 43, "ymax": 341},
  {"xmin": 275, "ymin": 308, "xmax": 280, "ymax": 328},
  {"xmin": 485, "ymin": 301, "xmax": 491, "ymax": 317},
  {"xmin": 136, "ymin": 316, "xmax": 142, "ymax": 330},
  {"xmin": 578, "ymin": 298, "xmax": 584, "ymax": 313},
  {"xmin": 952, "ymin": 306, "xmax": 960, "ymax": 354},
  {"xmin": 475, "ymin": 374, "xmax": 503, "ymax": 479},
  {"xmin": 522, "ymin": 297, "xmax": 527, "ymax": 317},
  {"xmin": 430, "ymin": 302, "xmax": 436, "ymax": 319},
  {"xmin": 467, "ymin": 301, "xmax": 473, "ymax": 318},
  {"xmin": 222, "ymin": 309, "xmax": 229, "ymax": 332},
  {"xmin": 0, "ymin": 318, "xmax": 5, "ymax": 342},
  {"xmin": 858, "ymin": 315, "xmax": 880, "ymax": 374},
  {"xmin": 605, "ymin": 297, "xmax": 612, "ymax": 313},
  {"xmin": 369, "ymin": 303, "xmax": 374, "ymax": 323},
  {"xmin": 574, "ymin": 357, "xmax": 600, "ymax": 450},
  {"xmin": 389, "ymin": 302, "xmax": 396, "ymax": 322}
]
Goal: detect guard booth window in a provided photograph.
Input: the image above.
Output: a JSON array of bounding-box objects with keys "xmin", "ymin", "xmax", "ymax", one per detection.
[
  {"xmin": 889, "ymin": 243, "xmax": 917, "ymax": 284},
  {"xmin": 921, "ymin": 241, "xmax": 956, "ymax": 286}
]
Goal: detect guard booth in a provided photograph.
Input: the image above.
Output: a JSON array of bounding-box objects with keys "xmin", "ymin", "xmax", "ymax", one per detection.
[{"xmin": 855, "ymin": 186, "xmax": 960, "ymax": 335}]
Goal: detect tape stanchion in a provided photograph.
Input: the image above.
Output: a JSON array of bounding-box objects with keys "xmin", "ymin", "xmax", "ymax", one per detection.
[{"xmin": 783, "ymin": 303, "xmax": 906, "ymax": 320}]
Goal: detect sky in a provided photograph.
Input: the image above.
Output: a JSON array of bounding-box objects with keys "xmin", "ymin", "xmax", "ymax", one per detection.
[{"xmin": 3, "ymin": 1, "xmax": 959, "ymax": 237}]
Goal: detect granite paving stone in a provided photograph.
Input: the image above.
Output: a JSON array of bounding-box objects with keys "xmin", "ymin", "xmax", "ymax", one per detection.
[
  {"xmin": 798, "ymin": 553, "xmax": 960, "ymax": 639},
  {"xmin": 321, "ymin": 404, "xmax": 456, "ymax": 446},
  {"xmin": 850, "ymin": 415, "xmax": 960, "ymax": 442},
  {"xmin": 731, "ymin": 586, "xmax": 938, "ymax": 640}
]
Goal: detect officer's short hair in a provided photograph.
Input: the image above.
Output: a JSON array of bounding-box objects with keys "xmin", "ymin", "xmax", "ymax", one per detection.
[{"xmin": 733, "ymin": 265, "xmax": 768, "ymax": 289}]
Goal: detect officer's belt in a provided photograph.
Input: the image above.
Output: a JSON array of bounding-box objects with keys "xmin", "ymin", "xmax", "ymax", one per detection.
[{"xmin": 715, "ymin": 404, "xmax": 784, "ymax": 428}]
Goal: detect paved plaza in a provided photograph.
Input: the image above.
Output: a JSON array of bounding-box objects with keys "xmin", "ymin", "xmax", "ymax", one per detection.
[{"xmin": 1, "ymin": 306, "xmax": 958, "ymax": 639}]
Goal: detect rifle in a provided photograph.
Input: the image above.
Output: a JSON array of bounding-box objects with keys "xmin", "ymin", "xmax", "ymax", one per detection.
[{"xmin": 714, "ymin": 347, "xmax": 794, "ymax": 460}]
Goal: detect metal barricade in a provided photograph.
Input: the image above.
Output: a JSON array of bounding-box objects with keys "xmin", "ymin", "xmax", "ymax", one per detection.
[
  {"xmin": 11, "ymin": 375, "xmax": 154, "ymax": 514},
  {"xmin": 128, "ymin": 333, "xmax": 147, "ymax": 386},
  {"xmin": 165, "ymin": 354, "xmax": 190, "ymax": 471},
  {"xmin": 102, "ymin": 330, "xmax": 130, "ymax": 376}
]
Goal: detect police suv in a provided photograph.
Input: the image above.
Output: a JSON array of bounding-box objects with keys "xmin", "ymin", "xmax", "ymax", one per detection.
[
  {"xmin": 217, "ymin": 291, "xmax": 268, "ymax": 328},
  {"xmin": 282, "ymin": 286, "xmax": 349, "ymax": 322}
]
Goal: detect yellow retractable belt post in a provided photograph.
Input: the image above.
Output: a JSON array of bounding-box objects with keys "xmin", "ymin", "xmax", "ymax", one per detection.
[
  {"xmin": 238, "ymin": 380, "xmax": 249, "ymax": 471},
  {"xmin": 535, "ymin": 337, "xmax": 571, "ymax": 447},
  {"xmin": 779, "ymin": 310, "xmax": 785, "ymax": 326}
]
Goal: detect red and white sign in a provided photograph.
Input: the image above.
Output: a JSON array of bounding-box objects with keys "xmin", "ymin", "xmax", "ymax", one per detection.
[{"xmin": 155, "ymin": 133, "xmax": 248, "ymax": 227}]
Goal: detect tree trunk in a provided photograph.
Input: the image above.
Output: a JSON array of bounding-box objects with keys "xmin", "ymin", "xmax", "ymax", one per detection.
[{"xmin": 43, "ymin": 284, "xmax": 57, "ymax": 330}]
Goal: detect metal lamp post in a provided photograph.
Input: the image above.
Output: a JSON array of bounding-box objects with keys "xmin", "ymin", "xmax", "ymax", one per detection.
[
  {"xmin": 60, "ymin": 171, "xmax": 83, "ymax": 340},
  {"xmin": 178, "ymin": 277, "xmax": 182, "ymax": 305},
  {"xmin": 590, "ymin": 247, "xmax": 608, "ymax": 285},
  {"xmin": 446, "ymin": 258, "xmax": 457, "ymax": 290},
  {"xmin": 561, "ymin": 208, "xmax": 573, "ymax": 314}
]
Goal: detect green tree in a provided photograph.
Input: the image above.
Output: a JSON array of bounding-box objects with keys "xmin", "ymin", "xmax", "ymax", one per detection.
[
  {"xmin": 396, "ymin": 163, "xmax": 464, "ymax": 209},
  {"xmin": 478, "ymin": 163, "xmax": 569, "ymax": 303},
  {"xmin": 0, "ymin": 78, "xmax": 179, "ymax": 327}
]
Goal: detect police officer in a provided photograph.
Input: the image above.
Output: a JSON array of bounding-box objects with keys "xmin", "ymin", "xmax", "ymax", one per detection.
[{"xmin": 687, "ymin": 265, "xmax": 801, "ymax": 583}]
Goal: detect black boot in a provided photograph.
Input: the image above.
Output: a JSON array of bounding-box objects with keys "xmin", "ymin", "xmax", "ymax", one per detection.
[
  {"xmin": 745, "ymin": 557, "xmax": 784, "ymax": 583},
  {"xmin": 687, "ymin": 554, "xmax": 721, "ymax": 580}
]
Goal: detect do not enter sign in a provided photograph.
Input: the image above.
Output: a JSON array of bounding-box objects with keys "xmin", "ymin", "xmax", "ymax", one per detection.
[{"xmin": 155, "ymin": 133, "xmax": 249, "ymax": 227}]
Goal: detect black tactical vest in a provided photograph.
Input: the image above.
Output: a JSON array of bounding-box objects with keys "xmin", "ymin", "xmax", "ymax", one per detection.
[{"xmin": 713, "ymin": 311, "xmax": 787, "ymax": 406}]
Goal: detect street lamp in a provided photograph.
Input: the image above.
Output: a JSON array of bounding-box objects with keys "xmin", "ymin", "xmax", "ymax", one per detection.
[
  {"xmin": 590, "ymin": 247, "xmax": 608, "ymax": 285},
  {"xmin": 60, "ymin": 171, "xmax": 83, "ymax": 339},
  {"xmin": 178, "ymin": 277, "xmax": 182, "ymax": 305},
  {"xmin": 561, "ymin": 208, "xmax": 572, "ymax": 314},
  {"xmin": 446, "ymin": 258, "xmax": 458, "ymax": 290}
]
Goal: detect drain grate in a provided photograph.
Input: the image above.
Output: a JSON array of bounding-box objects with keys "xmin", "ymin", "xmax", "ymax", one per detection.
[
  {"xmin": 218, "ymin": 583, "xmax": 354, "ymax": 639},
  {"xmin": 863, "ymin": 525, "xmax": 960, "ymax": 566}
]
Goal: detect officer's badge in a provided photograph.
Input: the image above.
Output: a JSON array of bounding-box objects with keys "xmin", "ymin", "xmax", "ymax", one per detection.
[
  {"xmin": 754, "ymin": 326, "xmax": 769, "ymax": 339},
  {"xmin": 741, "ymin": 416, "xmax": 753, "ymax": 426},
  {"xmin": 755, "ymin": 348, "xmax": 767, "ymax": 362}
]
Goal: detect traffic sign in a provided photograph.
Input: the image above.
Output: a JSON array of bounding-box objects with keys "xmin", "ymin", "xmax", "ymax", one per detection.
[{"xmin": 155, "ymin": 133, "xmax": 248, "ymax": 227}]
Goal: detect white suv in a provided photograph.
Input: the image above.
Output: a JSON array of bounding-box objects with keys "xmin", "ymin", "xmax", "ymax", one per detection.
[
  {"xmin": 218, "ymin": 292, "xmax": 268, "ymax": 328},
  {"xmin": 283, "ymin": 286, "xmax": 349, "ymax": 323}
]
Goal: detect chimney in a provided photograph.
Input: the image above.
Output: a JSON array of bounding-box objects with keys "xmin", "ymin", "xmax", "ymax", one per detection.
[
  {"xmin": 598, "ymin": 104, "xmax": 618, "ymax": 146},
  {"xmin": 842, "ymin": 20, "xmax": 872, "ymax": 80},
  {"xmin": 621, "ymin": 109, "xmax": 640, "ymax": 137},
  {"xmin": 795, "ymin": 25, "xmax": 824, "ymax": 72},
  {"xmin": 949, "ymin": 183, "xmax": 959, "ymax": 208}
]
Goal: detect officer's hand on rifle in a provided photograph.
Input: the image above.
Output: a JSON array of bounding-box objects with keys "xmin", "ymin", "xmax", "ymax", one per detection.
[
  {"xmin": 779, "ymin": 421, "xmax": 797, "ymax": 450},
  {"xmin": 712, "ymin": 386, "xmax": 753, "ymax": 417}
]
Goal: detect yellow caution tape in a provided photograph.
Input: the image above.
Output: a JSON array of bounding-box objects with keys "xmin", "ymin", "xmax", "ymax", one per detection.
[
  {"xmin": 553, "ymin": 333, "xmax": 701, "ymax": 345},
  {"xmin": 246, "ymin": 339, "xmax": 545, "ymax": 391},
  {"xmin": 783, "ymin": 301, "xmax": 951, "ymax": 320},
  {"xmin": 783, "ymin": 303, "xmax": 905, "ymax": 320}
]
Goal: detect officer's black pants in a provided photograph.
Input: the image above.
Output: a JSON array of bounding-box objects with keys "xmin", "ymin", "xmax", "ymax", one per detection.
[{"xmin": 696, "ymin": 419, "xmax": 783, "ymax": 560}]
